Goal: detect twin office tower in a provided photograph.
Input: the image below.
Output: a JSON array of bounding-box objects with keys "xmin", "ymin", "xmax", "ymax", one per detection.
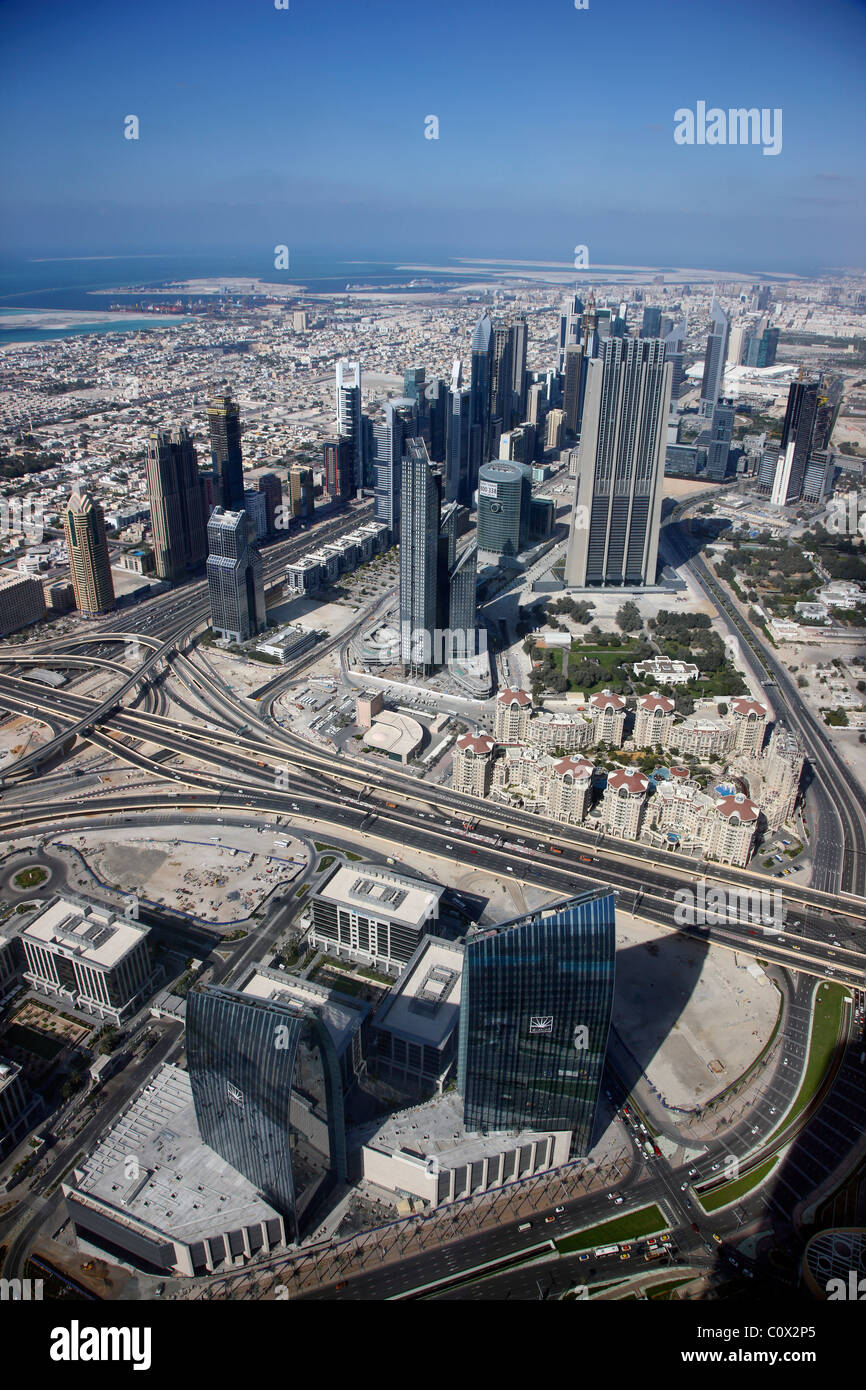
[{"xmin": 185, "ymin": 889, "xmax": 615, "ymax": 1238}]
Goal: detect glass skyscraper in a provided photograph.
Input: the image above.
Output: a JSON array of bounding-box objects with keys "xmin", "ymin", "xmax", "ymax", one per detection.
[
  {"xmin": 564, "ymin": 337, "xmax": 671, "ymax": 588},
  {"xmin": 186, "ymin": 985, "xmax": 346, "ymax": 1243},
  {"xmin": 206, "ymin": 393, "xmax": 245, "ymax": 512},
  {"xmin": 458, "ymin": 889, "xmax": 616, "ymax": 1151}
]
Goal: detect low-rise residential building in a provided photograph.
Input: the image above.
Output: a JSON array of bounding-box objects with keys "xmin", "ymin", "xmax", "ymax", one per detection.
[
  {"xmin": 589, "ymin": 691, "xmax": 627, "ymax": 746},
  {"xmin": 705, "ymin": 793, "xmax": 760, "ymax": 866},
  {"xmin": 452, "ymin": 732, "xmax": 496, "ymax": 796},
  {"xmin": 632, "ymin": 657, "xmax": 699, "ymax": 685},
  {"xmin": 632, "ymin": 694, "xmax": 676, "ymax": 749},
  {"xmin": 525, "ymin": 710, "xmax": 592, "ymax": 753},
  {"xmin": 493, "ymin": 688, "xmax": 532, "ymax": 743},
  {"xmin": 729, "ymin": 698, "xmax": 769, "ymax": 754},
  {"xmin": 601, "ymin": 769, "xmax": 649, "ymax": 839},
  {"xmin": 669, "ymin": 718, "xmax": 734, "ymax": 760}
]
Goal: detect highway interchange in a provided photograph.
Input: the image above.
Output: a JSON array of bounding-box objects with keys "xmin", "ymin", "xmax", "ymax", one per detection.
[{"xmin": 1, "ymin": 501, "xmax": 865, "ymax": 1300}]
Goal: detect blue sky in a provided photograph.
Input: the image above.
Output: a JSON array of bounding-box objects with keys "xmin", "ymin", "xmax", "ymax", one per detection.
[{"xmin": 2, "ymin": 0, "xmax": 864, "ymax": 271}]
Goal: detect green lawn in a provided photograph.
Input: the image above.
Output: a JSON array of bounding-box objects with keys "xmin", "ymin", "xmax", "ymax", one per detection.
[
  {"xmin": 13, "ymin": 867, "xmax": 47, "ymax": 889},
  {"xmin": 556, "ymin": 1205, "xmax": 667, "ymax": 1254},
  {"xmin": 698, "ymin": 1156, "xmax": 779, "ymax": 1213}
]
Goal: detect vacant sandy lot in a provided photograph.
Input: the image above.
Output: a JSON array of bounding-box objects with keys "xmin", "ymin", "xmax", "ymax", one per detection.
[{"xmin": 614, "ymin": 911, "xmax": 779, "ymax": 1109}]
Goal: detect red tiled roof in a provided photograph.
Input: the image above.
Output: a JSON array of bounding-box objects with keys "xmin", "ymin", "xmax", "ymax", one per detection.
[
  {"xmin": 607, "ymin": 769, "xmax": 649, "ymax": 793},
  {"xmin": 731, "ymin": 699, "xmax": 768, "ymax": 718},
  {"xmin": 591, "ymin": 691, "xmax": 626, "ymax": 710},
  {"xmin": 715, "ymin": 793, "xmax": 759, "ymax": 823},
  {"xmin": 456, "ymin": 733, "xmax": 495, "ymax": 755},
  {"xmin": 497, "ymin": 688, "xmax": 531, "ymax": 706}
]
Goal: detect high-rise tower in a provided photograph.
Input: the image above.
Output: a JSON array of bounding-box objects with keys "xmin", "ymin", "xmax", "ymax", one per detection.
[
  {"xmin": 469, "ymin": 311, "xmax": 494, "ymax": 491},
  {"xmin": 207, "ymin": 393, "xmax": 245, "ymax": 511},
  {"xmin": 145, "ymin": 426, "xmax": 207, "ymax": 581},
  {"xmin": 457, "ymin": 889, "xmax": 616, "ymax": 1150},
  {"xmin": 335, "ymin": 359, "xmax": 364, "ymax": 489},
  {"xmin": 186, "ymin": 984, "xmax": 346, "ymax": 1244},
  {"xmin": 699, "ymin": 296, "xmax": 729, "ymax": 418},
  {"xmin": 564, "ymin": 337, "xmax": 671, "ymax": 588},
  {"xmin": 372, "ymin": 398, "xmax": 419, "ymax": 537},
  {"xmin": 771, "ymin": 376, "xmax": 820, "ymax": 506},
  {"xmin": 63, "ymin": 489, "xmax": 116, "ymax": 616},
  {"xmin": 206, "ymin": 508, "xmax": 265, "ymax": 642},
  {"xmin": 399, "ymin": 440, "xmax": 441, "ymax": 675}
]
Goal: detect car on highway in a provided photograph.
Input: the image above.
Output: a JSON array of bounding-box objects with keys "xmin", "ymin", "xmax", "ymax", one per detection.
[
  {"xmin": 544, "ymin": 1215, "xmax": 556, "ymax": 1223},
  {"xmin": 555, "ymin": 1205, "xmax": 565, "ymax": 1214}
]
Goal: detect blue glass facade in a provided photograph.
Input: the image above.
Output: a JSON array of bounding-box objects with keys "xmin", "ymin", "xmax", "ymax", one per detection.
[
  {"xmin": 457, "ymin": 890, "xmax": 615, "ymax": 1151},
  {"xmin": 186, "ymin": 985, "xmax": 346, "ymax": 1242}
]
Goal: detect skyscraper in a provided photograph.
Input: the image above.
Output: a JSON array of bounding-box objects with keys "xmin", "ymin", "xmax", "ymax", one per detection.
[
  {"xmin": 399, "ymin": 439, "xmax": 441, "ymax": 675},
  {"xmin": 705, "ymin": 398, "xmax": 735, "ymax": 482},
  {"xmin": 207, "ymin": 393, "xmax": 245, "ymax": 511},
  {"xmin": 457, "ymin": 889, "xmax": 616, "ymax": 1149},
  {"xmin": 372, "ymin": 398, "xmax": 419, "ymax": 536},
  {"xmin": 491, "ymin": 324, "xmax": 514, "ymax": 439},
  {"xmin": 186, "ymin": 984, "xmax": 346, "ymax": 1243},
  {"xmin": 323, "ymin": 437, "xmax": 352, "ymax": 502},
  {"xmin": 288, "ymin": 465, "xmax": 315, "ymax": 520},
  {"xmin": 469, "ymin": 311, "xmax": 494, "ymax": 489},
  {"xmin": 425, "ymin": 377, "xmax": 449, "ymax": 463},
  {"xmin": 145, "ymin": 426, "xmax": 207, "ymax": 581},
  {"xmin": 63, "ymin": 489, "xmax": 116, "ymax": 616},
  {"xmin": 445, "ymin": 387, "xmax": 473, "ymax": 507},
  {"xmin": 771, "ymin": 376, "xmax": 820, "ymax": 506},
  {"xmin": 510, "ymin": 314, "xmax": 528, "ymax": 424},
  {"xmin": 448, "ymin": 542, "xmax": 478, "ymax": 648},
  {"xmin": 699, "ymin": 296, "xmax": 729, "ymax": 418},
  {"xmin": 476, "ymin": 461, "xmax": 523, "ymax": 557},
  {"xmin": 640, "ymin": 306, "xmax": 662, "ymax": 338},
  {"xmin": 206, "ymin": 508, "xmax": 265, "ymax": 642},
  {"xmin": 558, "ymin": 293, "xmax": 584, "ymax": 371},
  {"xmin": 335, "ymin": 359, "xmax": 364, "ymax": 489},
  {"xmin": 562, "ymin": 344, "xmax": 584, "ymax": 436},
  {"xmin": 565, "ymin": 337, "xmax": 671, "ymax": 588},
  {"xmin": 257, "ymin": 472, "xmax": 283, "ymax": 536},
  {"xmin": 663, "ymin": 318, "xmax": 687, "ymax": 405}
]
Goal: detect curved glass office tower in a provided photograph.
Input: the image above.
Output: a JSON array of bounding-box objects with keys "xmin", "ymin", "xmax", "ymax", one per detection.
[
  {"xmin": 457, "ymin": 889, "xmax": 615, "ymax": 1152},
  {"xmin": 186, "ymin": 985, "xmax": 346, "ymax": 1242}
]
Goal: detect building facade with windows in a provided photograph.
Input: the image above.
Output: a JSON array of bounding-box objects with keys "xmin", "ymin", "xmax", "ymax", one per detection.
[
  {"xmin": 186, "ymin": 984, "xmax": 347, "ymax": 1244},
  {"xmin": 308, "ymin": 863, "xmax": 444, "ymax": 976},
  {"xmin": 457, "ymin": 889, "xmax": 616, "ymax": 1151},
  {"xmin": 19, "ymin": 897, "xmax": 154, "ymax": 1024}
]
